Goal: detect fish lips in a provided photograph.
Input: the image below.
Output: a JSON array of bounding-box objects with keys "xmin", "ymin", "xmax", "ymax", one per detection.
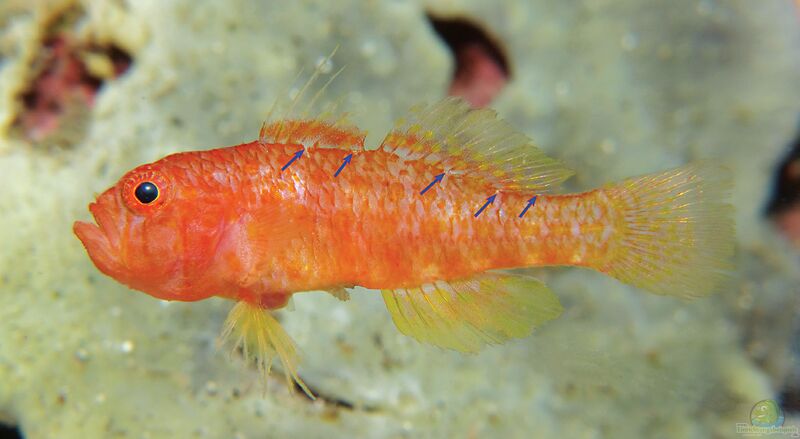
[{"xmin": 74, "ymin": 195, "xmax": 125, "ymax": 279}]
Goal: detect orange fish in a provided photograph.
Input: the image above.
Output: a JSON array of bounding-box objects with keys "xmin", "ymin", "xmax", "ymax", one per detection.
[{"xmin": 74, "ymin": 86, "xmax": 733, "ymax": 396}]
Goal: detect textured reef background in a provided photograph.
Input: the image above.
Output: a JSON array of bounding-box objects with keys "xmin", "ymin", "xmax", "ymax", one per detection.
[{"xmin": 1, "ymin": 0, "xmax": 799, "ymax": 438}]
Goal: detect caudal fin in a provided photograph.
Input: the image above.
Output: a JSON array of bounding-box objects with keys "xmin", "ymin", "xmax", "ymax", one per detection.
[{"xmin": 598, "ymin": 162, "xmax": 734, "ymax": 298}]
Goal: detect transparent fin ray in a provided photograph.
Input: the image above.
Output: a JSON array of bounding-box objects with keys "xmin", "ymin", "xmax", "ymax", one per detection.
[
  {"xmin": 258, "ymin": 47, "xmax": 366, "ymax": 151},
  {"xmin": 219, "ymin": 301, "xmax": 314, "ymax": 398},
  {"xmin": 379, "ymin": 97, "xmax": 574, "ymax": 192},
  {"xmin": 381, "ymin": 272, "xmax": 563, "ymax": 353},
  {"xmin": 597, "ymin": 162, "xmax": 735, "ymax": 298}
]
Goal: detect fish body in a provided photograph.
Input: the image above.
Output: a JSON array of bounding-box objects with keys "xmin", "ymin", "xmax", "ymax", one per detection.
[
  {"xmin": 77, "ymin": 139, "xmax": 616, "ymax": 304},
  {"xmin": 74, "ymin": 98, "xmax": 733, "ymax": 396}
]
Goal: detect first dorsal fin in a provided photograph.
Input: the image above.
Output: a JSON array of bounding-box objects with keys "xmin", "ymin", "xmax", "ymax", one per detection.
[
  {"xmin": 381, "ymin": 272, "xmax": 563, "ymax": 353},
  {"xmin": 257, "ymin": 46, "xmax": 366, "ymax": 151},
  {"xmin": 380, "ymin": 98, "xmax": 573, "ymax": 192},
  {"xmin": 259, "ymin": 119, "xmax": 366, "ymax": 150}
]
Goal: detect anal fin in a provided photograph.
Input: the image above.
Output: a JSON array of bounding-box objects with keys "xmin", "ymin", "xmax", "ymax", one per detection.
[{"xmin": 381, "ymin": 272, "xmax": 563, "ymax": 353}]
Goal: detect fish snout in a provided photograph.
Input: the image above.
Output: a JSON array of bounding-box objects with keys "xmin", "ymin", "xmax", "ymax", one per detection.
[{"xmin": 74, "ymin": 198, "xmax": 125, "ymax": 279}]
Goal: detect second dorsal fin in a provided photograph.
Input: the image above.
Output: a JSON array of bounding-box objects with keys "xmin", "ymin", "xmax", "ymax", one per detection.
[{"xmin": 380, "ymin": 98, "xmax": 574, "ymax": 192}]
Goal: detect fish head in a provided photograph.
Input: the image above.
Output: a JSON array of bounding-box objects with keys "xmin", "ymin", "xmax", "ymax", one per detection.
[{"xmin": 74, "ymin": 159, "xmax": 229, "ymax": 302}]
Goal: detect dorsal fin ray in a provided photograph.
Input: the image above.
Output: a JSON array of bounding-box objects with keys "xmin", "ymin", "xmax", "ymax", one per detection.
[
  {"xmin": 258, "ymin": 47, "xmax": 366, "ymax": 151},
  {"xmin": 380, "ymin": 98, "xmax": 573, "ymax": 192}
]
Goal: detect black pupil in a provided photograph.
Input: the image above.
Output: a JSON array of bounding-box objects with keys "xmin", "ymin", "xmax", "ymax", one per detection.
[{"xmin": 134, "ymin": 182, "xmax": 159, "ymax": 204}]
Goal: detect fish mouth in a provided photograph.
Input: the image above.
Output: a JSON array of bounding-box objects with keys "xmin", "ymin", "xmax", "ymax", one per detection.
[{"xmin": 73, "ymin": 193, "xmax": 124, "ymax": 278}]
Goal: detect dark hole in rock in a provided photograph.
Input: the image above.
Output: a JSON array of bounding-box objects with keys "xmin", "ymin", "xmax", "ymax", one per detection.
[
  {"xmin": 766, "ymin": 125, "xmax": 800, "ymax": 215},
  {"xmin": 765, "ymin": 121, "xmax": 800, "ymax": 413},
  {"xmin": 0, "ymin": 423, "xmax": 22, "ymax": 439},
  {"xmin": 104, "ymin": 44, "xmax": 133, "ymax": 78},
  {"xmin": 766, "ymin": 123, "xmax": 800, "ymax": 246},
  {"xmin": 779, "ymin": 381, "xmax": 800, "ymax": 415},
  {"xmin": 427, "ymin": 14, "xmax": 510, "ymax": 108},
  {"xmin": 14, "ymin": 33, "xmax": 133, "ymax": 146}
]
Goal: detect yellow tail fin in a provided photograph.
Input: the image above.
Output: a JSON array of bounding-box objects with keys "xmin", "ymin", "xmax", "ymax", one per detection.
[
  {"xmin": 598, "ymin": 162, "xmax": 734, "ymax": 298},
  {"xmin": 219, "ymin": 301, "xmax": 313, "ymax": 398}
]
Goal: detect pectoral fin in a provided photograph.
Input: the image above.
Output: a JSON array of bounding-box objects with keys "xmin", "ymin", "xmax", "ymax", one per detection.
[
  {"xmin": 381, "ymin": 272, "xmax": 563, "ymax": 353},
  {"xmin": 220, "ymin": 301, "xmax": 313, "ymax": 398},
  {"xmin": 327, "ymin": 287, "xmax": 351, "ymax": 301}
]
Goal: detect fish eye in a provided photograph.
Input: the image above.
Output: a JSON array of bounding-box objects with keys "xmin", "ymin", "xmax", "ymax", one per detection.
[
  {"xmin": 134, "ymin": 182, "xmax": 159, "ymax": 204},
  {"xmin": 120, "ymin": 166, "xmax": 170, "ymax": 214}
]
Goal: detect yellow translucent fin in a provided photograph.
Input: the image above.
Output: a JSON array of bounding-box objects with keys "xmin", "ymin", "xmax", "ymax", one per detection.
[
  {"xmin": 327, "ymin": 287, "xmax": 351, "ymax": 301},
  {"xmin": 219, "ymin": 301, "xmax": 314, "ymax": 398},
  {"xmin": 379, "ymin": 97, "xmax": 574, "ymax": 192},
  {"xmin": 258, "ymin": 47, "xmax": 366, "ymax": 151},
  {"xmin": 381, "ymin": 272, "xmax": 563, "ymax": 353},
  {"xmin": 598, "ymin": 162, "xmax": 735, "ymax": 298}
]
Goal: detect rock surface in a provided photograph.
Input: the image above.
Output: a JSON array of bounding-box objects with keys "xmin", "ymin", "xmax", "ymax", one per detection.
[{"xmin": 0, "ymin": 0, "xmax": 798, "ymax": 437}]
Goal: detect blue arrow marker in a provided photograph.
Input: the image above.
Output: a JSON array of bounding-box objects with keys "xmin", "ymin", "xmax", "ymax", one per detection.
[
  {"xmin": 518, "ymin": 196, "xmax": 537, "ymax": 218},
  {"xmin": 281, "ymin": 148, "xmax": 304, "ymax": 171},
  {"xmin": 334, "ymin": 154, "xmax": 352, "ymax": 177},
  {"xmin": 474, "ymin": 194, "xmax": 497, "ymax": 218},
  {"xmin": 419, "ymin": 173, "xmax": 445, "ymax": 195}
]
